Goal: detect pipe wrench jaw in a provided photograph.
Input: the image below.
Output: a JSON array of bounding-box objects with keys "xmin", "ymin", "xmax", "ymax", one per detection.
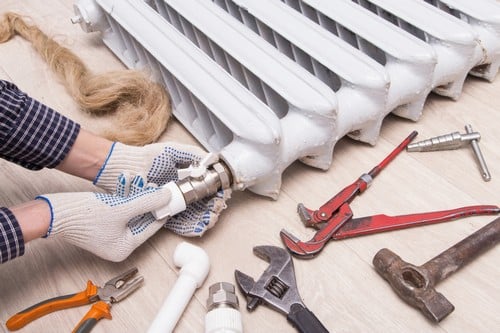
[
  {"xmin": 281, "ymin": 203, "xmax": 354, "ymax": 258},
  {"xmin": 297, "ymin": 203, "xmax": 329, "ymax": 229},
  {"xmin": 297, "ymin": 203, "xmax": 315, "ymax": 227}
]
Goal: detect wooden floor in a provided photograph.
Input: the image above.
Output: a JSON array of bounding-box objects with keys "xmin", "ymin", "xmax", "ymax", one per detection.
[{"xmin": 1, "ymin": 1, "xmax": 499, "ymax": 332}]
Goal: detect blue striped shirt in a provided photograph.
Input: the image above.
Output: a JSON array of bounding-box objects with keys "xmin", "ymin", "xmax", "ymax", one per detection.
[{"xmin": 0, "ymin": 80, "xmax": 80, "ymax": 263}]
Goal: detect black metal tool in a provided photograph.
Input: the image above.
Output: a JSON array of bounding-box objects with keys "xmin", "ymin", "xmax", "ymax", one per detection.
[{"xmin": 235, "ymin": 245, "xmax": 330, "ymax": 333}]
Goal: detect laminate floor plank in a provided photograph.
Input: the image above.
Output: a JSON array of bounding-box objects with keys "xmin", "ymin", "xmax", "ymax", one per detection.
[{"xmin": 0, "ymin": 1, "xmax": 498, "ymax": 332}]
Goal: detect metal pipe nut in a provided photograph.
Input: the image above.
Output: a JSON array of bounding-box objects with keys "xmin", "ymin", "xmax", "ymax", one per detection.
[{"xmin": 207, "ymin": 282, "xmax": 239, "ymax": 311}]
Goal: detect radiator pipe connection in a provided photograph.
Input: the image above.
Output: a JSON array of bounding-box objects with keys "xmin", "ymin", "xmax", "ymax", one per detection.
[{"xmin": 153, "ymin": 153, "xmax": 233, "ymax": 220}]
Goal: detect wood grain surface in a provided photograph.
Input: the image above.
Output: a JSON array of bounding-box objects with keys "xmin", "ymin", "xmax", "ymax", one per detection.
[{"xmin": 0, "ymin": 1, "xmax": 498, "ymax": 332}]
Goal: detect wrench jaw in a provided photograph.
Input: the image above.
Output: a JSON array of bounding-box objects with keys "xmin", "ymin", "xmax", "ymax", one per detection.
[
  {"xmin": 279, "ymin": 230, "xmax": 320, "ymax": 259},
  {"xmin": 235, "ymin": 270, "xmax": 296, "ymax": 315},
  {"xmin": 253, "ymin": 245, "xmax": 291, "ymax": 271},
  {"xmin": 281, "ymin": 204, "xmax": 354, "ymax": 258},
  {"xmin": 297, "ymin": 204, "xmax": 333, "ymax": 230},
  {"xmin": 297, "ymin": 203, "xmax": 318, "ymax": 228},
  {"xmin": 234, "ymin": 246, "xmax": 306, "ymax": 317},
  {"xmin": 234, "ymin": 270, "xmax": 262, "ymax": 311}
]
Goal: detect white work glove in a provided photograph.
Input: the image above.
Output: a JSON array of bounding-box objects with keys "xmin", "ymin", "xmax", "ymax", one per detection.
[
  {"xmin": 38, "ymin": 174, "xmax": 169, "ymax": 262},
  {"xmin": 93, "ymin": 142, "xmax": 231, "ymax": 236}
]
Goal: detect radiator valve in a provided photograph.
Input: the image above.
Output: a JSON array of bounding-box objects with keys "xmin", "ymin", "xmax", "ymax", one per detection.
[
  {"xmin": 152, "ymin": 153, "xmax": 232, "ymax": 220},
  {"xmin": 205, "ymin": 282, "xmax": 243, "ymax": 333}
]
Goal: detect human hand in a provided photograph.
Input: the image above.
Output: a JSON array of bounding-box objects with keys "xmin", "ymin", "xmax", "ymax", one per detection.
[
  {"xmin": 38, "ymin": 174, "xmax": 170, "ymax": 262},
  {"xmin": 93, "ymin": 142, "xmax": 206, "ymax": 192},
  {"xmin": 93, "ymin": 142, "xmax": 231, "ymax": 236}
]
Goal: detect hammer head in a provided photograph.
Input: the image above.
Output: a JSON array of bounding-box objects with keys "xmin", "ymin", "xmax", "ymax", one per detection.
[{"xmin": 372, "ymin": 248, "xmax": 455, "ymax": 322}]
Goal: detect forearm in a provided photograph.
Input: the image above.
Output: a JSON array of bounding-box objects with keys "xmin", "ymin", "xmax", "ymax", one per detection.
[
  {"xmin": 56, "ymin": 128, "xmax": 113, "ymax": 182},
  {"xmin": 10, "ymin": 200, "xmax": 51, "ymax": 242},
  {"xmin": 0, "ymin": 201, "xmax": 52, "ymax": 264}
]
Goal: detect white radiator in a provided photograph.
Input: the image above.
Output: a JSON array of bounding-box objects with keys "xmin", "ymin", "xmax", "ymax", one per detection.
[
  {"xmin": 353, "ymin": 0, "xmax": 498, "ymax": 98},
  {"xmin": 277, "ymin": 0, "xmax": 437, "ymax": 121},
  {"xmin": 424, "ymin": 0, "xmax": 500, "ymax": 81},
  {"xmin": 144, "ymin": 0, "xmax": 338, "ymax": 198},
  {"xmin": 210, "ymin": 0, "xmax": 391, "ymax": 146},
  {"xmin": 72, "ymin": 0, "xmax": 500, "ymax": 198}
]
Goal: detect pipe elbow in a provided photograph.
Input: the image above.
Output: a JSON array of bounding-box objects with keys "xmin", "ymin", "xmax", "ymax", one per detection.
[{"xmin": 174, "ymin": 242, "xmax": 210, "ymax": 287}]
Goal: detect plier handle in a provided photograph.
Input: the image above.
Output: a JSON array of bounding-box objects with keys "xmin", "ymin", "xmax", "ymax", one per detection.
[{"xmin": 6, "ymin": 268, "xmax": 143, "ymax": 333}]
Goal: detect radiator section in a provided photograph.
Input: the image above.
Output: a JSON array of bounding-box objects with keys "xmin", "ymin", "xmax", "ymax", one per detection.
[
  {"xmin": 74, "ymin": 0, "xmax": 284, "ymax": 197},
  {"xmin": 214, "ymin": 0, "xmax": 390, "ymax": 145},
  {"xmin": 353, "ymin": 0, "xmax": 484, "ymax": 99},
  {"xmin": 280, "ymin": 0, "xmax": 437, "ymax": 121},
  {"xmin": 144, "ymin": 0, "xmax": 338, "ymax": 198},
  {"xmin": 424, "ymin": 0, "xmax": 500, "ymax": 81}
]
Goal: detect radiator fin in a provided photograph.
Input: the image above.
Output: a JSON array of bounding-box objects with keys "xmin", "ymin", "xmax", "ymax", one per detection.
[{"xmin": 72, "ymin": 0, "xmax": 500, "ymax": 198}]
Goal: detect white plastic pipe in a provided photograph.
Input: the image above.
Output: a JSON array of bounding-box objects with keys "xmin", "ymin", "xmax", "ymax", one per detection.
[
  {"xmin": 205, "ymin": 308, "xmax": 243, "ymax": 333},
  {"xmin": 148, "ymin": 242, "xmax": 210, "ymax": 333}
]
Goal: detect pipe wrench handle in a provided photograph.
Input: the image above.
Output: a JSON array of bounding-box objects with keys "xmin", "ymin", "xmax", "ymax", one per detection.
[{"xmin": 287, "ymin": 303, "xmax": 330, "ymax": 333}]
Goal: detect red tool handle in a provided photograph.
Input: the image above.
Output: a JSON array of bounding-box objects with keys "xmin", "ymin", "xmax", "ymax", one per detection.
[
  {"xmin": 332, "ymin": 205, "xmax": 500, "ymax": 240},
  {"xmin": 314, "ymin": 131, "xmax": 417, "ymax": 222},
  {"xmin": 6, "ymin": 281, "xmax": 98, "ymax": 331},
  {"xmin": 368, "ymin": 130, "xmax": 418, "ymax": 178}
]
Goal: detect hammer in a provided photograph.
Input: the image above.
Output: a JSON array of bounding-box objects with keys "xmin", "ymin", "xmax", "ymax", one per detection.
[{"xmin": 372, "ymin": 217, "xmax": 500, "ymax": 322}]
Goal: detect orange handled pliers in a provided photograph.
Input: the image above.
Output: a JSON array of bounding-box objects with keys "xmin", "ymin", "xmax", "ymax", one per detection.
[{"xmin": 6, "ymin": 267, "xmax": 143, "ymax": 333}]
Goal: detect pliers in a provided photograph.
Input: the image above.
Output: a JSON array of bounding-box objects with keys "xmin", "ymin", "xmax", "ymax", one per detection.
[
  {"xmin": 6, "ymin": 267, "xmax": 143, "ymax": 333},
  {"xmin": 280, "ymin": 131, "xmax": 500, "ymax": 258}
]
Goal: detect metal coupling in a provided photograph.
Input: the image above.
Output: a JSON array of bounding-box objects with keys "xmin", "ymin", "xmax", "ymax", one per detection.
[
  {"xmin": 178, "ymin": 160, "xmax": 232, "ymax": 206},
  {"xmin": 360, "ymin": 173, "xmax": 373, "ymax": 187},
  {"xmin": 205, "ymin": 282, "xmax": 243, "ymax": 333},
  {"xmin": 207, "ymin": 282, "xmax": 239, "ymax": 311}
]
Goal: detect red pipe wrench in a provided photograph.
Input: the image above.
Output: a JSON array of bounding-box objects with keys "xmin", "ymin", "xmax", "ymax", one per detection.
[{"xmin": 280, "ymin": 131, "xmax": 499, "ymax": 258}]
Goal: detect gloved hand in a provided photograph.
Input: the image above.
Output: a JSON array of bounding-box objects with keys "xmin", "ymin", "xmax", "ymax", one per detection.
[
  {"xmin": 93, "ymin": 142, "xmax": 231, "ymax": 236},
  {"xmin": 38, "ymin": 174, "xmax": 169, "ymax": 262}
]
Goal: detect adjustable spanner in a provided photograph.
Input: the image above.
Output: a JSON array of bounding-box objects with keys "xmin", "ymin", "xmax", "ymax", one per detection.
[{"xmin": 235, "ymin": 245, "xmax": 329, "ymax": 333}]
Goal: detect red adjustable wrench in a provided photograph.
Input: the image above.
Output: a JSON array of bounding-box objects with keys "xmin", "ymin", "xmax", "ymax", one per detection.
[{"xmin": 280, "ymin": 131, "xmax": 500, "ymax": 258}]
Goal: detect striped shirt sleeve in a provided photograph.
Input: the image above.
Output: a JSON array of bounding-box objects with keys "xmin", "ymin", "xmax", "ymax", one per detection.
[
  {"xmin": 0, "ymin": 79, "xmax": 80, "ymax": 170},
  {"xmin": 0, "ymin": 207, "xmax": 24, "ymax": 263},
  {"xmin": 0, "ymin": 79, "xmax": 80, "ymax": 263}
]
